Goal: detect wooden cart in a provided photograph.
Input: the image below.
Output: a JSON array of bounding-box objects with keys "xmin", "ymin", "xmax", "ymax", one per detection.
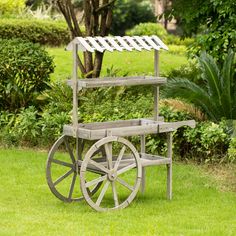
[{"xmin": 46, "ymin": 36, "xmax": 195, "ymax": 212}]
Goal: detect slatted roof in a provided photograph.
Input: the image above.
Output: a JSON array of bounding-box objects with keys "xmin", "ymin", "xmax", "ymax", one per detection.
[{"xmin": 66, "ymin": 35, "xmax": 168, "ymax": 52}]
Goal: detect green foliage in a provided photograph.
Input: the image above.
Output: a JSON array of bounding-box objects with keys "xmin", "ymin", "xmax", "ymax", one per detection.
[
  {"xmin": 0, "ymin": 0, "xmax": 26, "ymax": 15},
  {"xmin": 126, "ymin": 22, "xmax": 194, "ymax": 46},
  {"xmin": 183, "ymin": 121, "xmax": 229, "ymax": 162},
  {"xmin": 110, "ymin": 0, "xmax": 156, "ymax": 36},
  {"xmin": 126, "ymin": 23, "xmax": 168, "ymax": 40},
  {"xmin": 0, "ymin": 18, "xmax": 70, "ymax": 46},
  {"xmin": 164, "ymin": 0, "xmax": 236, "ymax": 61},
  {"xmin": 0, "ymin": 39, "xmax": 54, "ymax": 111},
  {"xmin": 228, "ymin": 137, "xmax": 236, "ymax": 163},
  {"xmin": 164, "ymin": 50, "xmax": 236, "ymax": 122}
]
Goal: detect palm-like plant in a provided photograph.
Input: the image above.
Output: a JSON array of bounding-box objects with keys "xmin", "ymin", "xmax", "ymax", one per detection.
[{"xmin": 164, "ymin": 50, "xmax": 236, "ymax": 122}]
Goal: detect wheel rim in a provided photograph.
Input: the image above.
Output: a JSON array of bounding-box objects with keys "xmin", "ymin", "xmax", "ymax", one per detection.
[
  {"xmin": 80, "ymin": 136, "xmax": 142, "ymax": 211},
  {"xmin": 46, "ymin": 135, "xmax": 102, "ymax": 202}
]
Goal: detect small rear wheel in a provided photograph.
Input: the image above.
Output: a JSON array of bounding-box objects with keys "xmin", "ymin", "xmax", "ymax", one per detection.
[
  {"xmin": 46, "ymin": 135, "xmax": 102, "ymax": 202},
  {"xmin": 80, "ymin": 136, "xmax": 142, "ymax": 211}
]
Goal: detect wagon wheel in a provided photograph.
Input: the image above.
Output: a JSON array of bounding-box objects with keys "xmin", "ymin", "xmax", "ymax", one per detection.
[
  {"xmin": 80, "ymin": 136, "xmax": 142, "ymax": 212},
  {"xmin": 46, "ymin": 135, "xmax": 103, "ymax": 202}
]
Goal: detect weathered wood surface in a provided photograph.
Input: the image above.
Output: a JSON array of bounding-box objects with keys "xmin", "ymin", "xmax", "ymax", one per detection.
[
  {"xmin": 67, "ymin": 76, "xmax": 167, "ymax": 89},
  {"xmin": 158, "ymin": 120, "xmax": 196, "ymax": 133},
  {"xmin": 63, "ymin": 119, "xmax": 196, "ymax": 140},
  {"xmin": 80, "ymin": 136, "xmax": 142, "ymax": 211}
]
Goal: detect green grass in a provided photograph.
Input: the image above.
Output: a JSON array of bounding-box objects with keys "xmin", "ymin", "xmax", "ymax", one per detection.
[
  {"xmin": 47, "ymin": 47, "xmax": 188, "ymax": 81},
  {"xmin": 0, "ymin": 149, "xmax": 236, "ymax": 236}
]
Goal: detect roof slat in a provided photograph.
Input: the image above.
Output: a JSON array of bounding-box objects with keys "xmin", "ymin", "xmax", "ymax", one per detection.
[
  {"xmin": 66, "ymin": 36, "xmax": 168, "ymax": 52},
  {"xmin": 116, "ymin": 36, "xmax": 133, "ymax": 51},
  {"xmin": 96, "ymin": 37, "xmax": 114, "ymax": 52},
  {"xmin": 151, "ymin": 35, "xmax": 168, "ymax": 50},
  {"xmin": 123, "ymin": 36, "xmax": 142, "ymax": 51},
  {"xmin": 105, "ymin": 37, "xmax": 123, "ymax": 51},
  {"xmin": 142, "ymin": 36, "xmax": 160, "ymax": 50},
  {"xmin": 87, "ymin": 37, "xmax": 104, "ymax": 52},
  {"xmin": 77, "ymin": 37, "xmax": 95, "ymax": 52},
  {"xmin": 133, "ymin": 36, "xmax": 152, "ymax": 51}
]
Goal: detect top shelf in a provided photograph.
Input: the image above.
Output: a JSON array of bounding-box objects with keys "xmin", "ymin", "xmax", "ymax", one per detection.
[{"xmin": 67, "ymin": 76, "xmax": 167, "ymax": 89}]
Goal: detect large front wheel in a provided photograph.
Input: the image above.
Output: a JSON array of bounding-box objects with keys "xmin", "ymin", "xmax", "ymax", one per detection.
[{"xmin": 80, "ymin": 136, "xmax": 142, "ymax": 212}]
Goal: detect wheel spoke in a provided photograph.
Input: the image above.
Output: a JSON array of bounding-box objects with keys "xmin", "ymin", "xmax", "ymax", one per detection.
[
  {"xmin": 89, "ymin": 159, "xmax": 110, "ymax": 174},
  {"xmin": 114, "ymin": 146, "xmax": 126, "ymax": 171},
  {"xmin": 68, "ymin": 172, "xmax": 77, "ymax": 199},
  {"xmin": 51, "ymin": 159, "xmax": 74, "ymax": 168},
  {"xmin": 104, "ymin": 143, "xmax": 113, "ymax": 169},
  {"xmin": 64, "ymin": 138, "xmax": 76, "ymax": 163},
  {"xmin": 53, "ymin": 169, "xmax": 74, "ymax": 186},
  {"xmin": 96, "ymin": 181, "xmax": 110, "ymax": 206},
  {"xmin": 112, "ymin": 182, "xmax": 119, "ymax": 207},
  {"xmin": 85, "ymin": 174, "xmax": 107, "ymax": 188},
  {"xmin": 116, "ymin": 177, "xmax": 134, "ymax": 191},
  {"xmin": 117, "ymin": 163, "xmax": 136, "ymax": 176}
]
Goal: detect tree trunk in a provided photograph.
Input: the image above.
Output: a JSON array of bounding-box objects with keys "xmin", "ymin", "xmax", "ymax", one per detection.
[{"xmin": 57, "ymin": 0, "xmax": 116, "ymax": 78}]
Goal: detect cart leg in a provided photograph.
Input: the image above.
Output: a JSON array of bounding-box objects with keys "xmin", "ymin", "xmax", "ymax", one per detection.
[
  {"xmin": 141, "ymin": 135, "xmax": 145, "ymax": 194},
  {"xmin": 167, "ymin": 132, "xmax": 172, "ymax": 200}
]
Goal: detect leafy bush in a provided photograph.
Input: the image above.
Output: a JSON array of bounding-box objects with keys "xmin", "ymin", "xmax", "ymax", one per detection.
[
  {"xmin": 0, "ymin": 39, "xmax": 54, "ymax": 111},
  {"xmin": 126, "ymin": 22, "xmax": 195, "ymax": 46},
  {"xmin": 110, "ymin": 0, "xmax": 156, "ymax": 36},
  {"xmin": 183, "ymin": 121, "xmax": 229, "ymax": 162},
  {"xmin": 228, "ymin": 138, "xmax": 236, "ymax": 163},
  {"xmin": 0, "ymin": 0, "xmax": 25, "ymax": 15},
  {"xmin": 164, "ymin": 50, "xmax": 236, "ymax": 122},
  {"xmin": 0, "ymin": 18, "xmax": 70, "ymax": 46},
  {"xmin": 126, "ymin": 23, "xmax": 168, "ymax": 40}
]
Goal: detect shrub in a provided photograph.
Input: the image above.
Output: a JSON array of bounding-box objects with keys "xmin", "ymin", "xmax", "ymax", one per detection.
[
  {"xmin": 126, "ymin": 22, "xmax": 195, "ymax": 46},
  {"xmin": 228, "ymin": 137, "xmax": 236, "ymax": 163},
  {"xmin": 0, "ymin": 39, "xmax": 54, "ymax": 111},
  {"xmin": 183, "ymin": 121, "xmax": 229, "ymax": 162},
  {"xmin": 110, "ymin": 0, "xmax": 156, "ymax": 36},
  {"xmin": 126, "ymin": 23, "xmax": 168, "ymax": 40},
  {"xmin": 0, "ymin": 18, "xmax": 70, "ymax": 46},
  {"xmin": 0, "ymin": 0, "xmax": 25, "ymax": 15}
]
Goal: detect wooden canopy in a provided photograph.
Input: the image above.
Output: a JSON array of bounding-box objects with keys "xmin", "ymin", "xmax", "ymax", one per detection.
[{"xmin": 66, "ymin": 35, "xmax": 168, "ymax": 52}]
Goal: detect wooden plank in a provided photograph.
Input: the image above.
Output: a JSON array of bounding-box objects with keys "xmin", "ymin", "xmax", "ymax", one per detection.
[
  {"xmin": 77, "ymin": 37, "xmax": 95, "ymax": 52},
  {"xmin": 133, "ymin": 36, "xmax": 152, "ymax": 50},
  {"xmin": 140, "ymin": 135, "xmax": 146, "ymax": 193},
  {"xmin": 140, "ymin": 153, "xmax": 171, "ymax": 167},
  {"xmin": 67, "ymin": 76, "xmax": 167, "ymax": 89},
  {"xmin": 87, "ymin": 37, "xmax": 105, "ymax": 52},
  {"xmin": 116, "ymin": 36, "xmax": 133, "ymax": 51},
  {"xmin": 123, "ymin": 36, "xmax": 142, "ymax": 51},
  {"xmin": 152, "ymin": 35, "xmax": 168, "ymax": 50},
  {"xmin": 96, "ymin": 37, "xmax": 114, "ymax": 52},
  {"xmin": 105, "ymin": 37, "xmax": 123, "ymax": 51},
  {"xmin": 158, "ymin": 120, "xmax": 196, "ymax": 133},
  {"xmin": 143, "ymin": 36, "xmax": 161, "ymax": 50}
]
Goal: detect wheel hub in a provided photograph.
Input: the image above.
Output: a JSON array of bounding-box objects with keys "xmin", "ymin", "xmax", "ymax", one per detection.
[{"xmin": 107, "ymin": 169, "xmax": 117, "ymax": 182}]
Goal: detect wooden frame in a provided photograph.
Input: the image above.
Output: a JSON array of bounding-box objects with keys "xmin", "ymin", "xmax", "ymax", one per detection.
[{"xmin": 46, "ymin": 36, "xmax": 196, "ymax": 211}]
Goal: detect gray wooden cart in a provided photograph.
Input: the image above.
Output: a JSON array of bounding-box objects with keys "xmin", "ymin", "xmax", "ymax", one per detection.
[{"xmin": 46, "ymin": 36, "xmax": 195, "ymax": 212}]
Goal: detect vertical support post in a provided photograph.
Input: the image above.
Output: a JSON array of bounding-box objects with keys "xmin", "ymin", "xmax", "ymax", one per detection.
[
  {"xmin": 72, "ymin": 43, "xmax": 78, "ymax": 132},
  {"xmin": 154, "ymin": 50, "xmax": 159, "ymax": 121},
  {"xmin": 167, "ymin": 132, "xmax": 172, "ymax": 200},
  {"xmin": 140, "ymin": 135, "xmax": 145, "ymax": 193}
]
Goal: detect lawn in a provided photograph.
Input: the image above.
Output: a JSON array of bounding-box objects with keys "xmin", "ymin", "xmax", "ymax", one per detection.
[
  {"xmin": 47, "ymin": 46, "xmax": 188, "ymax": 81},
  {"xmin": 0, "ymin": 149, "xmax": 235, "ymax": 236}
]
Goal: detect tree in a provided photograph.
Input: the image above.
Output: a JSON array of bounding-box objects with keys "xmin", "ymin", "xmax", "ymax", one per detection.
[
  {"xmin": 163, "ymin": 0, "xmax": 236, "ymax": 61},
  {"xmin": 164, "ymin": 50, "xmax": 236, "ymax": 122},
  {"xmin": 56, "ymin": 0, "xmax": 116, "ymax": 78}
]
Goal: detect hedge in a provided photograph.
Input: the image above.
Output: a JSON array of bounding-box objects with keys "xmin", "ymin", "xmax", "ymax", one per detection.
[{"xmin": 0, "ymin": 18, "xmax": 70, "ymax": 46}]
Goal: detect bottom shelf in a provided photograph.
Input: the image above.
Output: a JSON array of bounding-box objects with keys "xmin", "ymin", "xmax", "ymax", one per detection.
[{"xmin": 77, "ymin": 153, "xmax": 171, "ymax": 174}]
